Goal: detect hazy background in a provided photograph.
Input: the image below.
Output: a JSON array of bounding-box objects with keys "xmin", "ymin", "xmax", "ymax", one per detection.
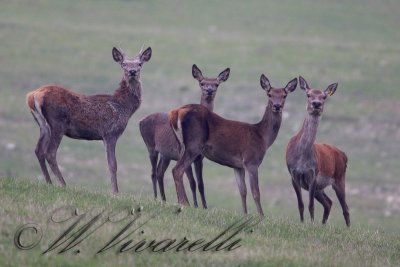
[{"xmin": 1, "ymin": 0, "xmax": 399, "ymax": 232}]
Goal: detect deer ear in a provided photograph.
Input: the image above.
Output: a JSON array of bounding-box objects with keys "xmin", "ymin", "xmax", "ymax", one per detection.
[
  {"xmin": 192, "ymin": 64, "xmax": 203, "ymax": 81},
  {"xmin": 112, "ymin": 47, "xmax": 124, "ymax": 63},
  {"xmin": 217, "ymin": 68, "xmax": 230, "ymax": 82},
  {"xmin": 299, "ymin": 76, "xmax": 310, "ymax": 91},
  {"xmin": 285, "ymin": 78, "xmax": 298, "ymax": 93},
  {"xmin": 325, "ymin": 83, "xmax": 338, "ymax": 96},
  {"xmin": 140, "ymin": 47, "xmax": 152, "ymax": 62},
  {"xmin": 260, "ymin": 74, "xmax": 271, "ymax": 92}
]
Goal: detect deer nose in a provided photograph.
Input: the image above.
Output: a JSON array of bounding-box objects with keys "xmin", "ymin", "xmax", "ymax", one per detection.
[
  {"xmin": 129, "ymin": 70, "xmax": 136, "ymax": 75},
  {"xmin": 273, "ymin": 104, "xmax": 282, "ymax": 110},
  {"xmin": 312, "ymin": 102, "xmax": 322, "ymax": 109}
]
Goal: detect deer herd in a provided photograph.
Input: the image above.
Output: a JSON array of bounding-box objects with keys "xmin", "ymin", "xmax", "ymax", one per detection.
[{"xmin": 26, "ymin": 46, "xmax": 350, "ymax": 226}]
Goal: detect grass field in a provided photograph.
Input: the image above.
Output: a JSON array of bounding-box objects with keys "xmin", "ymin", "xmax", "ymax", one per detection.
[
  {"xmin": 1, "ymin": 178, "xmax": 399, "ymax": 267},
  {"xmin": 1, "ymin": 0, "xmax": 400, "ymax": 265}
]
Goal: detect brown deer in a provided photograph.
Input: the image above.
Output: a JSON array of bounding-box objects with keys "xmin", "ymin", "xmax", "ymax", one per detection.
[
  {"xmin": 26, "ymin": 46, "xmax": 152, "ymax": 194},
  {"xmin": 286, "ymin": 76, "xmax": 350, "ymax": 226},
  {"xmin": 169, "ymin": 75, "xmax": 297, "ymax": 216},
  {"xmin": 139, "ymin": 64, "xmax": 230, "ymax": 208}
]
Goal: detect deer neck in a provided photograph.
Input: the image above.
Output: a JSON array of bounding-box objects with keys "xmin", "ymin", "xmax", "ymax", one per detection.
[
  {"xmin": 114, "ymin": 76, "xmax": 142, "ymax": 114},
  {"xmin": 200, "ymin": 95, "xmax": 214, "ymax": 111},
  {"xmin": 295, "ymin": 114, "xmax": 320, "ymax": 152},
  {"xmin": 257, "ymin": 102, "xmax": 283, "ymax": 147}
]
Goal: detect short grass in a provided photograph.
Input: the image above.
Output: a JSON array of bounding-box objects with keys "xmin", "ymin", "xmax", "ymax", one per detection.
[{"xmin": 1, "ymin": 178, "xmax": 399, "ymax": 267}]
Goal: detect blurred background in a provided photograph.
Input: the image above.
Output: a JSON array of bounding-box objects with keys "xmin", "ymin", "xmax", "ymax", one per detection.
[{"xmin": 1, "ymin": 0, "xmax": 399, "ymax": 232}]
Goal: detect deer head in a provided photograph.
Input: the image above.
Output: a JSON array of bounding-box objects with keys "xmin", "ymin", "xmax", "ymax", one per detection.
[
  {"xmin": 260, "ymin": 74, "xmax": 297, "ymax": 113},
  {"xmin": 192, "ymin": 64, "xmax": 230, "ymax": 102},
  {"xmin": 299, "ymin": 76, "xmax": 338, "ymax": 116},
  {"xmin": 112, "ymin": 46, "xmax": 152, "ymax": 81}
]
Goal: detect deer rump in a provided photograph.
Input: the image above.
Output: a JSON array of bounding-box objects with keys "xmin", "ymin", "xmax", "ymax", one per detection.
[{"xmin": 314, "ymin": 143, "xmax": 347, "ymax": 188}]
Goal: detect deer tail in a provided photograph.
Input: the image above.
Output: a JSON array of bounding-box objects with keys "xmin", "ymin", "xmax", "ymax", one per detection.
[
  {"xmin": 26, "ymin": 92, "xmax": 51, "ymax": 135},
  {"xmin": 169, "ymin": 109, "xmax": 179, "ymax": 131},
  {"xmin": 169, "ymin": 108, "xmax": 185, "ymax": 154},
  {"xmin": 342, "ymin": 151, "xmax": 348, "ymax": 174},
  {"xmin": 26, "ymin": 91, "xmax": 36, "ymax": 111}
]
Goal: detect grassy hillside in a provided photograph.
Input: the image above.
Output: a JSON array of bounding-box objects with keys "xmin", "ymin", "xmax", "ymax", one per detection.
[
  {"xmin": 1, "ymin": 178, "xmax": 399, "ymax": 267},
  {"xmin": 0, "ymin": 0, "xmax": 400, "ymax": 265}
]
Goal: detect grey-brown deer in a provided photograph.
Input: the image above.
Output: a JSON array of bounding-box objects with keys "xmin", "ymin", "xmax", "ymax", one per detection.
[
  {"xmin": 286, "ymin": 76, "xmax": 350, "ymax": 226},
  {"xmin": 169, "ymin": 75, "xmax": 297, "ymax": 216},
  {"xmin": 26, "ymin": 46, "xmax": 152, "ymax": 194},
  {"xmin": 139, "ymin": 64, "xmax": 230, "ymax": 208}
]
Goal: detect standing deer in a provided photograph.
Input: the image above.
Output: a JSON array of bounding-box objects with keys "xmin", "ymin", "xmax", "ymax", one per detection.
[
  {"xmin": 169, "ymin": 75, "xmax": 297, "ymax": 216},
  {"xmin": 286, "ymin": 76, "xmax": 350, "ymax": 226},
  {"xmin": 26, "ymin": 46, "xmax": 152, "ymax": 194},
  {"xmin": 139, "ymin": 64, "xmax": 230, "ymax": 208}
]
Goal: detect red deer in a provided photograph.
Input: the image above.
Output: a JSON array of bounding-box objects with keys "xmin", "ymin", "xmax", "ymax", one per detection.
[
  {"xmin": 169, "ymin": 75, "xmax": 297, "ymax": 216},
  {"xmin": 286, "ymin": 76, "xmax": 350, "ymax": 226},
  {"xmin": 26, "ymin": 46, "xmax": 152, "ymax": 194},
  {"xmin": 139, "ymin": 64, "xmax": 230, "ymax": 208}
]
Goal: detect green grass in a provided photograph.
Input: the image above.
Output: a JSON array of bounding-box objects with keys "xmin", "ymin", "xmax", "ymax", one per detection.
[
  {"xmin": 1, "ymin": 0, "xmax": 400, "ymax": 265},
  {"xmin": 1, "ymin": 178, "xmax": 399, "ymax": 267}
]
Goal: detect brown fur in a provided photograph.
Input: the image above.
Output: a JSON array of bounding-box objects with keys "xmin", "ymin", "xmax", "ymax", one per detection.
[
  {"xmin": 26, "ymin": 47, "xmax": 152, "ymax": 194},
  {"xmin": 139, "ymin": 65, "xmax": 230, "ymax": 208},
  {"xmin": 27, "ymin": 82, "xmax": 141, "ymax": 140},
  {"xmin": 169, "ymin": 75, "xmax": 297, "ymax": 216},
  {"xmin": 315, "ymin": 144, "xmax": 348, "ymax": 180},
  {"xmin": 169, "ymin": 109, "xmax": 180, "ymax": 131},
  {"xmin": 286, "ymin": 76, "xmax": 350, "ymax": 226}
]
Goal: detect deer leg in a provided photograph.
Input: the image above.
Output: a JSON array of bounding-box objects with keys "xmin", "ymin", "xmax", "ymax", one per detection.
[
  {"xmin": 156, "ymin": 155, "xmax": 170, "ymax": 202},
  {"xmin": 104, "ymin": 137, "xmax": 118, "ymax": 195},
  {"xmin": 194, "ymin": 156, "xmax": 207, "ymax": 209},
  {"xmin": 172, "ymin": 149, "xmax": 198, "ymax": 206},
  {"xmin": 35, "ymin": 124, "xmax": 52, "ymax": 184},
  {"xmin": 246, "ymin": 166, "xmax": 264, "ymax": 217},
  {"xmin": 291, "ymin": 178, "xmax": 304, "ymax": 222},
  {"xmin": 308, "ymin": 178, "xmax": 317, "ymax": 224},
  {"xmin": 45, "ymin": 131, "xmax": 66, "ymax": 186},
  {"xmin": 234, "ymin": 168, "xmax": 247, "ymax": 215},
  {"xmin": 185, "ymin": 166, "xmax": 198, "ymax": 208},
  {"xmin": 148, "ymin": 150, "xmax": 159, "ymax": 199},
  {"xmin": 323, "ymin": 191, "xmax": 332, "ymax": 223},
  {"xmin": 333, "ymin": 179, "xmax": 350, "ymax": 227},
  {"xmin": 314, "ymin": 190, "xmax": 332, "ymax": 224},
  {"xmin": 323, "ymin": 191, "xmax": 333, "ymax": 209}
]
